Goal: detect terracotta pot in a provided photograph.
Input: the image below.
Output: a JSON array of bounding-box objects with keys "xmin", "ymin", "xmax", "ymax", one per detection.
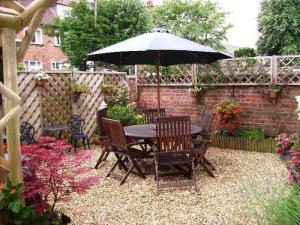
[
  {"xmin": 190, "ymin": 92, "xmax": 198, "ymax": 98},
  {"xmin": 36, "ymin": 79, "xmax": 47, "ymax": 87},
  {"xmin": 269, "ymin": 92, "xmax": 277, "ymax": 99}
]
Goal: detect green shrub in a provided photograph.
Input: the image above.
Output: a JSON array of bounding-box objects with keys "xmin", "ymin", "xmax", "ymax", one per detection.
[
  {"xmin": 107, "ymin": 105, "xmax": 144, "ymax": 126},
  {"xmin": 238, "ymin": 128, "xmax": 265, "ymax": 141},
  {"xmin": 234, "ymin": 47, "xmax": 257, "ymax": 58},
  {"xmin": 257, "ymin": 185, "xmax": 300, "ymax": 225}
]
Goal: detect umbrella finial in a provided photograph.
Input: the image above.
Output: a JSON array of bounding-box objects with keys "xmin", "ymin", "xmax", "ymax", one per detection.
[{"xmin": 148, "ymin": 28, "xmax": 170, "ymax": 33}]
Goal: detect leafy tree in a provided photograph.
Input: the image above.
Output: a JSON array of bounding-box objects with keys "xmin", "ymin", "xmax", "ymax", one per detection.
[
  {"xmin": 234, "ymin": 47, "xmax": 256, "ymax": 58},
  {"xmin": 257, "ymin": 0, "xmax": 300, "ymax": 55},
  {"xmin": 151, "ymin": 0, "xmax": 232, "ymax": 50},
  {"xmin": 52, "ymin": 0, "xmax": 150, "ymax": 70}
]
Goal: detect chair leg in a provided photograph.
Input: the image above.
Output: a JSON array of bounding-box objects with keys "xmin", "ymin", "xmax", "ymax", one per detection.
[
  {"xmin": 203, "ymin": 156, "xmax": 215, "ymax": 170},
  {"xmin": 130, "ymin": 157, "xmax": 146, "ymax": 179},
  {"xmin": 95, "ymin": 148, "xmax": 109, "ymax": 169},
  {"xmin": 154, "ymin": 156, "xmax": 160, "ymax": 195},
  {"xmin": 105, "ymin": 155, "xmax": 121, "ymax": 178},
  {"xmin": 199, "ymin": 159, "xmax": 215, "ymax": 178},
  {"xmin": 192, "ymin": 161, "xmax": 199, "ymax": 192},
  {"xmin": 87, "ymin": 137, "xmax": 91, "ymax": 149},
  {"xmin": 74, "ymin": 139, "xmax": 78, "ymax": 152},
  {"xmin": 120, "ymin": 165, "xmax": 134, "ymax": 185},
  {"xmin": 82, "ymin": 138, "xmax": 87, "ymax": 150}
]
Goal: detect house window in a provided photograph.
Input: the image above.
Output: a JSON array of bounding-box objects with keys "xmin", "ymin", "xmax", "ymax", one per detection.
[
  {"xmin": 52, "ymin": 62, "xmax": 64, "ymax": 70},
  {"xmin": 24, "ymin": 61, "xmax": 42, "ymax": 71},
  {"xmin": 31, "ymin": 29, "xmax": 43, "ymax": 45},
  {"xmin": 54, "ymin": 35, "xmax": 61, "ymax": 46}
]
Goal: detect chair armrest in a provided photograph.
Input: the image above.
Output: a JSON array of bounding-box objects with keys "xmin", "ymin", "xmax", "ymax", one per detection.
[{"xmin": 127, "ymin": 140, "xmax": 150, "ymax": 148}]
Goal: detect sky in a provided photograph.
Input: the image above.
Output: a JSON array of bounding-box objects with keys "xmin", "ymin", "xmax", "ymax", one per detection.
[{"xmin": 152, "ymin": 0, "xmax": 261, "ymax": 48}]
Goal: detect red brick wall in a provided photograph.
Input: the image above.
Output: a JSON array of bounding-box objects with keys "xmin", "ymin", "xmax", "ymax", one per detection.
[
  {"xmin": 17, "ymin": 29, "xmax": 67, "ymax": 70},
  {"xmin": 133, "ymin": 84, "xmax": 300, "ymax": 136}
]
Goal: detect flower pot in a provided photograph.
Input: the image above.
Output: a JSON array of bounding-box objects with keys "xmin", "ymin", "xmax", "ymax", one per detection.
[
  {"xmin": 36, "ymin": 79, "xmax": 47, "ymax": 87},
  {"xmin": 280, "ymin": 152, "xmax": 292, "ymax": 161},
  {"xmin": 101, "ymin": 87, "xmax": 112, "ymax": 95},
  {"xmin": 190, "ymin": 92, "xmax": 198, "ymax": 98},
  {"xmin": 269, "ymin": 92, "xmax": 278, "ymax": 99}
]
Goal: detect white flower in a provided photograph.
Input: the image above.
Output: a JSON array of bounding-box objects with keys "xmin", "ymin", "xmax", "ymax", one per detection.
[{"xmin": 34, "ymin": 71, "xmax": 52, "ymax": 81}]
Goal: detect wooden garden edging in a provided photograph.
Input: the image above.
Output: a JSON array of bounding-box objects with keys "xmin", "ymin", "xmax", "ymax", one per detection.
[{"xmin": 211, "ymin": 134, "xmax": 276, "ymax": 153}]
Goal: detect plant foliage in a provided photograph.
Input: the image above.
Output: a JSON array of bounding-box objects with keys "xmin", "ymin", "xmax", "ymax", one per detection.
[
  {"xmin": 151, "ymin": 0, "xmax": 231, "ymax": 50},
  {"xmin": 234, "ymin": 48, "xmax": 257, "ymax": 58},
  {"xmin": 107, "ymin": 105, "xmax": 144, "ymax": 126},
  {"xmin": 51, "ymin": 0, "xmax": 150, "ymax": 70},
  {"xmin": 257, "ymin": 0, "xmax": 300, "ymax": 55}
]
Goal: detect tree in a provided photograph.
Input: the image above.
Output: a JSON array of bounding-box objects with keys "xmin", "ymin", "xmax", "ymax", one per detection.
[
  {"xmin": 234, "ymin": 47, "xmax": 256, "ymax": 58},
  {"xmin": 151, "ymin": 0, "xmax": 232, "ymax": 50},
  {"xmin": 53, "ymin": 0, "xmax": 150, "ymax": 70},
  {"xmin": 257, "ymin": 0, "xmax": 300, "ymax": 55}
]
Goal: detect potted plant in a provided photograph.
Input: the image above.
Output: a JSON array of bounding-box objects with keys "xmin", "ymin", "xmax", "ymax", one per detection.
[
  {"xmin": 189, "ymin": 86, "xmax": 206, "ymax": 98},
  {"xmin": 213, "ymin": 98, "xmax": 241, "ymax": 131},
  {"xmin": 267, "ymin": 85, "xmax": 281, "ymax": 99},
  {"xmin": 275, "ymin": 133, "xmax": 296, "ymax": 160},
  {"xmin": 71, "ymin": 80, "xmax": 90, "ymax": 101},
  {"xmin": 100, "ymin": 83, "xmax": 115, "ymax": 95},
  {"xmin": 34, "ymin": 71, "xmax": 52, "ymax": 87}
]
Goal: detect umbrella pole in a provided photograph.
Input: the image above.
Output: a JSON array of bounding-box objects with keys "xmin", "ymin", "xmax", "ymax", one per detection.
[{"xmin": 156, "ymin": 55, "xmax": 160, "ymax": 113}]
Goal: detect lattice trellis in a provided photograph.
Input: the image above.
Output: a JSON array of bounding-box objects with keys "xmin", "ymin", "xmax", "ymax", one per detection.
[
  {"xmin": 137, "ymin": 65, "xmax": 193, "ymax": 85},
  {"xmin": 197, "ymin": 57, "xmax": 272, "ymax": 85},
  {"xmin": 137, "ymin": 55, "xmax": 300, "ymax": 86},
  {"xmin": 17, "ymin": 71, "xmax": 125, "ymax": 140},
  {"xmin": 18, "ymin": 72, "xmax": 43, "ymax": 136},
  {"xmin": 41, "ymin": 72, "xmax": 72, "ymax": 130},
  {"xmin": 73, "ymin": 71, "xmax": 124, "ymax": 138},
  {"xmin": 277, "ymin": 55, "xmax": 300, "ymax": 84}
]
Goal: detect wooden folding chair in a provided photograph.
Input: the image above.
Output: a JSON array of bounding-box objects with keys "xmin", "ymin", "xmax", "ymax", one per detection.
[
  {"xmin": 192, "ymin": 109, "xmax": 216, "ymax": 177},
  {"xmin": 95, "ymin": 108, "xmax": 110, "ymax": 169},
  {"xmin": 103, "ymin": 118, "xmax": 147, "ymax": 185},
  {"xmin": 155, "ymin": 116, "xmax": 198, "ymax": 193},
  {"xmin": 142, "ymin": 108, "xmax": 166, "ymax": 124}
]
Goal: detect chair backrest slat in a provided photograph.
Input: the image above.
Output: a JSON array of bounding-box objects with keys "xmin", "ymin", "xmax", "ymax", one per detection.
[
  {"xmin": 142, "ymin": 108, "xmax": 166, "ymax": 124},
  {"xmin": 199, "ymin": 109, "xmax": 215, "ymax": 134},
  {"xmin": 96, "ymin": 108, "xmax": 107, "ymax": 137},
  {"xmin": 156, "ymin": 116, "xmax": 191, "ymax": 154},
  {"xmin": 103, "ymin": 118, "xmax": 127, "ymax": 150},
  {"xmin": 68, "ymin": 115, "xmax": 85, "ymax": 135}
]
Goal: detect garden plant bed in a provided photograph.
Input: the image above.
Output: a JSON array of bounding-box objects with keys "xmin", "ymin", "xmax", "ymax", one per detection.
[
  {"xmin": 56, "ymin": 147, "xmax": 288, "ymax": 225},
  {"xmin": 212, "ymin": 133, "xmax": 276, "ymax": 153}
]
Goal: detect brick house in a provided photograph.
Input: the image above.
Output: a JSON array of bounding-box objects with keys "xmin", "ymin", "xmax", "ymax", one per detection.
[{"xmin": 15, "ymin": 0, "xmax": 71, "ymax": 71}]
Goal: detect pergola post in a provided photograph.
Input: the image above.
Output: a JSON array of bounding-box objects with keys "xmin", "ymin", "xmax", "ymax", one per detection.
[{"xmin": 2, "ymin": 28, "xmax": 23, "ymax": 184}]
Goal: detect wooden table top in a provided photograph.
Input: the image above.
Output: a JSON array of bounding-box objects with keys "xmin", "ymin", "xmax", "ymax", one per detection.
[{"xmin": 124, "ymin": 124, "xmax": 202, "ymax": 139}]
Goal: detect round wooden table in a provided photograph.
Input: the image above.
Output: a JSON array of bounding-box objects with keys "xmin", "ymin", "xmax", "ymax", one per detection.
[{"xmin": 124, "ymin": 124, "xmax": 202, "ymax": 139}]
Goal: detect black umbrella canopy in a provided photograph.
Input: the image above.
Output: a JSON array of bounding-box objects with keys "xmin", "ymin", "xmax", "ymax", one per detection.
[{"xmin": 87, "ymin": 28, "xmax": 231, "ymax": 66}]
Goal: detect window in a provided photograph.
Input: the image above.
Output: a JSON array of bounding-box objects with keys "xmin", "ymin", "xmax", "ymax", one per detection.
[
  {"xmin": 31, "ymin": 29, "xmax": 43, "ymax": 45},
  {"xmin": 24, "ymin": 61, "xmax": 42, "ymax": 71},
  {"xmin": 54, "ymin": 35, "xmax": 61, "ymax": 46},
  {"xmin": 52, "ymin": 62, "xmax": 64, "ymax": 70}
]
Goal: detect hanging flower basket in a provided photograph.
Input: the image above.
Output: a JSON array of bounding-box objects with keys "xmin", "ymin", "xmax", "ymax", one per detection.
[
  {"xmin": 190, "ymin": 91, "xmax": 198, "ymax": 98},
  {"xmin": 36, "ymin": 79, "xmax": 47, "ymax": 87},
  {"xmin": 100, "ymin": 83, "xmax": 115, "ymax": 95},
  {"xmin": 269, "ymin": 91, "xmax": 277, "ymax": 99}
]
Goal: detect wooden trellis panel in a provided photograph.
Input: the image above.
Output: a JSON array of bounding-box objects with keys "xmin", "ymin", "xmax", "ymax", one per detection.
[
  {"xmin": 17, "ymin": 72, "xmax": 42, "ymax": 136},
  {"xmin": 40, "ymin": 72, "xmax": 72, "ymax": 130},
  {"xmin": 138, "ymin": 65, "xmax": 193, "ymax": 86},
  {"xmin": 73, "ymin": 71, "xmax": 124, "ymax": 138},
  {"xmin": 277, "ymin": 55, "xmax": 300, "ymax": 85}
]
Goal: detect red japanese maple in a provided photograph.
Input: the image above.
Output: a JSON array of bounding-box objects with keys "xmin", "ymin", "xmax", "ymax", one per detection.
[{"xmin": 21, "ymin": 138, "xmax": 100, "ymax": 219}]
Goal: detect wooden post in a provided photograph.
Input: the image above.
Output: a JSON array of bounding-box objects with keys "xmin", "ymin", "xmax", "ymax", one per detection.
[
  {"xmin": 271, "ymin": 55, "xmax": 278, "ymax": 85},
  {"xmin": 191, "ymin": 64, "xmax": 197, "ymax": 88},
  {"xmin": 2, "ymin": 28, "xmax": 23, "ymax": 185}
]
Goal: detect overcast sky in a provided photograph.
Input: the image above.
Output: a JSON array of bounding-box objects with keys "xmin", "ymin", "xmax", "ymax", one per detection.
[{"xmin": 152, "ymin": 0, "xmax": 261, "ymax": 48}]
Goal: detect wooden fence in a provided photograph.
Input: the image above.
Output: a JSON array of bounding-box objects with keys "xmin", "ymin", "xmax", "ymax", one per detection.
[
  {"xmin": 137, "ymin": 55, "xmax": 300, "ymax": 86},
  {"xmin": 17, "ymin": 71, "xmax": 125, "ymax": 139},
  {"xmin": 211, "ymin": 134, "xmax": 276, "ymax": 153}
]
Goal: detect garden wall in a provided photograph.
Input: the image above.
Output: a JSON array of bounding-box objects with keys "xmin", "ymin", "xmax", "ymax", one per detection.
[
  {"xmin": 135, "ymin": 85, "xmax": 299, "ymax": 136},
  {"xmin": 133, "ymin": 55, "xmax": 300, "ymax": 136}
]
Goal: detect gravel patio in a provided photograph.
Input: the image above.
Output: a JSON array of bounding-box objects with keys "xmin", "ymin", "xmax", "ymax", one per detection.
[{"xmin": 57, "ymin": 147, "xmax": 289, "ymax": 225}]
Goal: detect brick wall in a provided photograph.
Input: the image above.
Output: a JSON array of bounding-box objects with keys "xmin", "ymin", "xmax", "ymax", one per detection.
[
  {"xmin": 17, "ymin": 29, "xmax": 68, "ymax": 70},
  {"xmin": 132, "ymin": 83, "xmax": 300, "ymax": 136}
]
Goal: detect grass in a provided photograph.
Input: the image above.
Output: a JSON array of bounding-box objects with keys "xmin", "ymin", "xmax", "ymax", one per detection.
[{"xmin": 255, "ymin": 184, "xmax": 300, "ymax": 225}]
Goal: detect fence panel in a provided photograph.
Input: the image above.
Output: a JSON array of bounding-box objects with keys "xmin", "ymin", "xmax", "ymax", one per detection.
[
  {"xmin": 18, "ymin": 72, "xmax": 42, "ymax": 136},
  {"xmin": 17, "ymin": 71, "xmax": 125, "ymax": 140}
]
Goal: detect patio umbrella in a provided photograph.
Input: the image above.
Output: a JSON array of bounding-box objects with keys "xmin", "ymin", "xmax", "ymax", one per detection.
[{"xmin": 87, "ymin": 28, "xmax": 231, "ymax": 111}]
